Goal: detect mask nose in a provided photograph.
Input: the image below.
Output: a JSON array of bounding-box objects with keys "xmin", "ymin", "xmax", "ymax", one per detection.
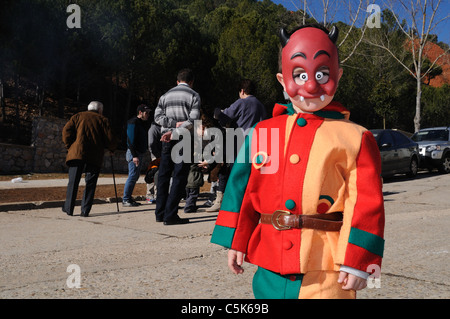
[{"xmin": 304, "ymin": 79, "xmax": 319, "ymax": 94}]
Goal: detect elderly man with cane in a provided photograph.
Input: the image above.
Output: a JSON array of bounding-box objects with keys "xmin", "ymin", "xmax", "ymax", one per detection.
[{"xmin": 62, "ymin": 101, "xmax": 117, "ymax": 217}]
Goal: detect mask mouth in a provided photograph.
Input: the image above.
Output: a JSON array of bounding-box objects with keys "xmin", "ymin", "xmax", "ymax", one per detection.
[
  {"xmin": 290, "ymin": 85, "xmax": 329, "ymax": 100},
  {"xmin": 299, "ymin": 94, "xmax": 326, "ymax": 102}
]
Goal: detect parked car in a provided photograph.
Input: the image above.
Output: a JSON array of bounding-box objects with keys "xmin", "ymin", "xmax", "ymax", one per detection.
[
  {"xmin": 411, "ymin": 126, "xmax": 450, "ymax": 173},
  {"xmin": 370, "ymin": 129, "xmax": 420, "ymax": 177}
]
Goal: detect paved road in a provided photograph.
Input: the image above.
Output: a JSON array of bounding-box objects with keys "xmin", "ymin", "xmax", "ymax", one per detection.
[{"xmin": 0, "ymin": 172, "xmax": 449, "ymax": 300}]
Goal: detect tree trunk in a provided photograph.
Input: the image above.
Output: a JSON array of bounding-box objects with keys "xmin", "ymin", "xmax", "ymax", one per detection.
[
  {"xmin": 0, "ymin": 79, "xmax": 6, "ymax": 122},
  {"xmin": 14, "ymin": 74, "xmax": 20, "ymax": 142},
  {"xmin": 38, "ymin": 83, "xmax": 45, "ymax": 117},
  {"xmin": 414, "ymin": 77, "xmax": 422, "ymax": 133},
  {"xmin": 414, "ymin": 50, "xmax": 423, "ymax": 133}
]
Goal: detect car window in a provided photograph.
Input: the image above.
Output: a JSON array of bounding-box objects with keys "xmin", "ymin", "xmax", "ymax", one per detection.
[
  {"xmin": 392, "ymin": 131, "xmax": 411, "ymax": 145},
  {"xmin": 379, "ymin": 131, "xmax": 394, "ymax": 146},
  {"xmin": 412, "ymin": 129, "xmax": 449, "ymax": 142}
]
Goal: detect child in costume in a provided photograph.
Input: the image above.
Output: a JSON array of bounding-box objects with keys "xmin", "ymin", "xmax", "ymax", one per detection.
[{"xmin": 210, "ymin": 24, "xmax": 385, "ymax": 299}]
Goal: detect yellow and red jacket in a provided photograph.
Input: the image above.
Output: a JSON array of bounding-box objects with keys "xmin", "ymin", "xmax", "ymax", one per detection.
[{"xmin": 211, "ymin": 101, "xmax": 385, "ymax": 275}]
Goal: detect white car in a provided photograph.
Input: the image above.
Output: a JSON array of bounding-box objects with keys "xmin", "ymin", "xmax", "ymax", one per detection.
[{"xmin": 411, "ymin": 126, "xmax": 450, "ymax": 173}]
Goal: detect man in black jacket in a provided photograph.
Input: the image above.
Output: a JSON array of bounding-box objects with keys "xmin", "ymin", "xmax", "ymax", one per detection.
[{"xmin": 123, "ymin": 104, "xmax": 151, "ymax": 206}]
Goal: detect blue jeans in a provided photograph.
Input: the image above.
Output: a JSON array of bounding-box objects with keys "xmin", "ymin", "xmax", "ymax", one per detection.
[{"xmin": 123, "ymin": 149, "xmax": 143, "ymax": 202}]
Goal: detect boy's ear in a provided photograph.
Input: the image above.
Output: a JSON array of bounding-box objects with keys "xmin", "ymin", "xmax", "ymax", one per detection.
[
  {"xmin": 276, "ymin": 73, "xmax": 285, "ymax": 90},
  {"xmin": 338, "ymin": 68, "xmax": 343, "ymax": 81}
]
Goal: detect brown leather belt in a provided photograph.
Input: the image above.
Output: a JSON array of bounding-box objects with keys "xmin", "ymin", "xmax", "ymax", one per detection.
[{"xmin": 260, "ymin": 210, "xmax": 343, "ymax": 231}]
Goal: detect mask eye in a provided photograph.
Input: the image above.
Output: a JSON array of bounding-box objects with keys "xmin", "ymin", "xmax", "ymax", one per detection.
[
  {"xmin": 293, "ymin": 68, "xmax": 308, "ymax": 84},
  {"xmin": 299, "ymin": 73, "xmax": 308, "ymax": 81},
  {"xmin": 315, "ymin": 70, "xmax": 329, "ymax": 84},
  {"xmin": 315, "ymin": 71, "xmax": 324, "ymax": 81}
]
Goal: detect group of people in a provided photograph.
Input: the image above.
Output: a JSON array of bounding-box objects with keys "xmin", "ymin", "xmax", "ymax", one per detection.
[
  {"xmin": 61, "ymin": 23, "xmax": 385, "ymax": 300},
  {"xmin": 126, "ymin": 69, "xmax": 266, "ymax": 225},
  {"xmin": 61, "ymin": 68, "xmax": 266, "ymax": 226}
]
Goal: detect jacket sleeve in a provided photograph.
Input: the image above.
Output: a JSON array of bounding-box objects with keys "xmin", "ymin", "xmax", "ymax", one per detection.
[
  {"xmin": 176, "ymin": 92, "xmax": 201, "ymax": 133},
  {"xmin": 210, "ymin": 127, "xmax": 259, "ymax": 253},
  {"xmin": 337, "ymin": 130, "xmax": 385, "ymax": 273},
  {"xmin": 62, "ymin": 116, "xmax": 76, "ymax": 149},
  {"xmin": 154, "ymin": 96, "xmax": 176, "ymax": 130},
  {"xmin": 126, "ymin": 120, "xmax": 139, "ymax": 157},
  {"xmin": 218, "ymin": 99, "xmax": 241, "ymax": 127}
]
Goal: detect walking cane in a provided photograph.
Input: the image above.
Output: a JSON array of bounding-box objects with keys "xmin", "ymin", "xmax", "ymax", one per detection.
[{"xmin": 110, "ymin": 154, "xmax": 120, "ymax": 213}]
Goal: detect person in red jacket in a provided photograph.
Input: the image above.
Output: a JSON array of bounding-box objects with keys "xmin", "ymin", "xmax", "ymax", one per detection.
[{"xmin": 211, "ymin": 24, "xmax": 385, "ymax": 299}]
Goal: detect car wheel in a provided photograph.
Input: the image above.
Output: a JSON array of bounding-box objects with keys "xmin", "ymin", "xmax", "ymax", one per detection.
[
  {"xmin": 407, "ymin": 157, "xmax": 418, "ymax": 177},
  {"xmin": 438, "ymin": 153, "xmax": 450, "ymax": 174}
]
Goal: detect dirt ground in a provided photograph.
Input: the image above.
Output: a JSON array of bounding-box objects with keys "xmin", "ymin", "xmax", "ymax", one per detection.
[
  {"xmin": 0, "ymin": 173, "xmax": 211, "ymax": 204},
  {"xmin": 0, "ymin": 184, "xmax": 146, "ymax": 204}
]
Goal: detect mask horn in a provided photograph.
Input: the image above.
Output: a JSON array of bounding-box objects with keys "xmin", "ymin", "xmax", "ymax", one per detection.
[
  {"xmin": 279, "ymin": 28, "xmax": 290, "ymax": 47},
  {"xmin": 328, "ymin": 26, "xmax": 338, "ymax": 43}
]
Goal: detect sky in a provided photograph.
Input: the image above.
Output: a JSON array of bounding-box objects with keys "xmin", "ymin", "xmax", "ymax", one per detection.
[{"xmin": 271, "ymin": 0, "xmax": 450, "ymax": 45}]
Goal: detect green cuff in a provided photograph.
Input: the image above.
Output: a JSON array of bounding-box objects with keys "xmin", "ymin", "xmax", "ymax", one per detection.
[
  {"xmin": 348, "ymin": 227, "xmax": 384, "ymax": 257},
  {"xmin": 210, "ymin": 225, "xmax": 235, "ymax": 248}
]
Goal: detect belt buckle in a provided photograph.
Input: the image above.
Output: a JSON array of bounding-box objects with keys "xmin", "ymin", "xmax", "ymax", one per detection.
[{"xmin": 271, "ymin": 210, "xmax": 291, "ymax": 230}]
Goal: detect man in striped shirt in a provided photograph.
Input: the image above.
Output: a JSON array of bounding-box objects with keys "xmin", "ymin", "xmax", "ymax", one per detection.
[{"xmin": 154, "ymin": 69, "xmax": 201, "ymax": 225}]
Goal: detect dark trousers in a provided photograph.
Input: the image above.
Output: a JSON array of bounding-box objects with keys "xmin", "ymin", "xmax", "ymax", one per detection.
[
  {"xmin": 184, "ymin": 187, "xmax": 199, "ymax": 212},
  {"xmin": 218, "ymin": 164, "xmax": 231, "ymax": 193},
  {"xmin": 155, "ymin": 140, "xmax": 190, "ymax": 221},
  {"xmin": 64, "ymin": 160, "xmax": 100, "ymax": 216}
]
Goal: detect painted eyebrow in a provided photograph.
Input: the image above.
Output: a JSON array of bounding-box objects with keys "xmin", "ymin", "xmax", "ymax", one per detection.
[
  {"xmin": 291, "ymin": 52, "xmax": 306, "ymax": 60},
  {"xmin": 314, "ymin": 50, "xmax": 330, "ymax": 59}
]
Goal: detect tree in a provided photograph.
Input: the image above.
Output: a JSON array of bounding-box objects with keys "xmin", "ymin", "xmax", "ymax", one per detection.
[
  {"xmin": 369, "ymin": 78, "xmax": 396, "ymax": 129},
  {"xmin": 208, "ymin": 0, "xmax": 288, "ymax": 110},
  {"xmin": 365, "ymin": 0, "xmax": 449, "ymax": 132},
  {"xmin": 421, "ymin": 84, "xmax": 450, "ymax": 127}
]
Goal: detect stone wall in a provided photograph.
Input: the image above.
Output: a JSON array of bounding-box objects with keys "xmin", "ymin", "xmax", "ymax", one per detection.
[
  {"xmin": 31, "ymin": 117, "xmax": 68, "ymax": 173},
  {"xmin": 0, "ymin": 117, "xmax": 149, "ymax": 175},
  {"xmin": 0, "ymin": 143, "xmax": 34, "ymax": 174}
]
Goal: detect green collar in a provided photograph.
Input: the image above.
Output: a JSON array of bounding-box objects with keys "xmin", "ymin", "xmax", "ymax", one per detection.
[
  {"xmin": 313, "ymin": 110, "xmax": 345, "ymax": 119},
  {"xmin": 279, "ymin": 103, "xmax": 345, "ymax": 119}
]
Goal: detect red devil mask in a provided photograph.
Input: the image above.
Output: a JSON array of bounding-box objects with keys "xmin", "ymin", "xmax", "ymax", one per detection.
[{"xmin": 280, "ymin": 26, "xmax": 340, "ymax": 100}]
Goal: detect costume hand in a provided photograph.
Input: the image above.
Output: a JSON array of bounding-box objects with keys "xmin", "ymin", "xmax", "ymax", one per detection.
[
  {"xmin": 228, "ymin": 249, "xmax": 244, "ymax": 275},
  {"xmin": 160, "ymin": 131, "xmax": 172, "ymax": 142},
  {"xmin": 338, "ymin": 271, "xmax": 367, "ymax": 291}
]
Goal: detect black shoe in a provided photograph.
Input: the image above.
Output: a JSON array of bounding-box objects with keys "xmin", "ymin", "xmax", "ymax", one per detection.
[
  {"xmin": 163, "ymin": 217, "xmax": 189, "ymax": 225},
  {"xmin": 156, "ymin": 217, "xmax": 163, "ymax": 222},
  {"xmin": 62, "ymin": 206, "xmax": 72, "ymax": 216},
  {"xmin": 184, "ymin": 207, "xmax": 197, "ymax": 213},
  {"xmin": 122, "ymin": 200, "xmax": 141, "ymax": 207},
  {"xmin": 80, "ymin": 212, "xmax": 89, "ymax": 217}
]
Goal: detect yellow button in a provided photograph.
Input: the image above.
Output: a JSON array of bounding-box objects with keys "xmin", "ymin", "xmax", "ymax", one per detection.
[{"xmin": 290, "ymin": 154, "xmax": 300, "ymax": 164}]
